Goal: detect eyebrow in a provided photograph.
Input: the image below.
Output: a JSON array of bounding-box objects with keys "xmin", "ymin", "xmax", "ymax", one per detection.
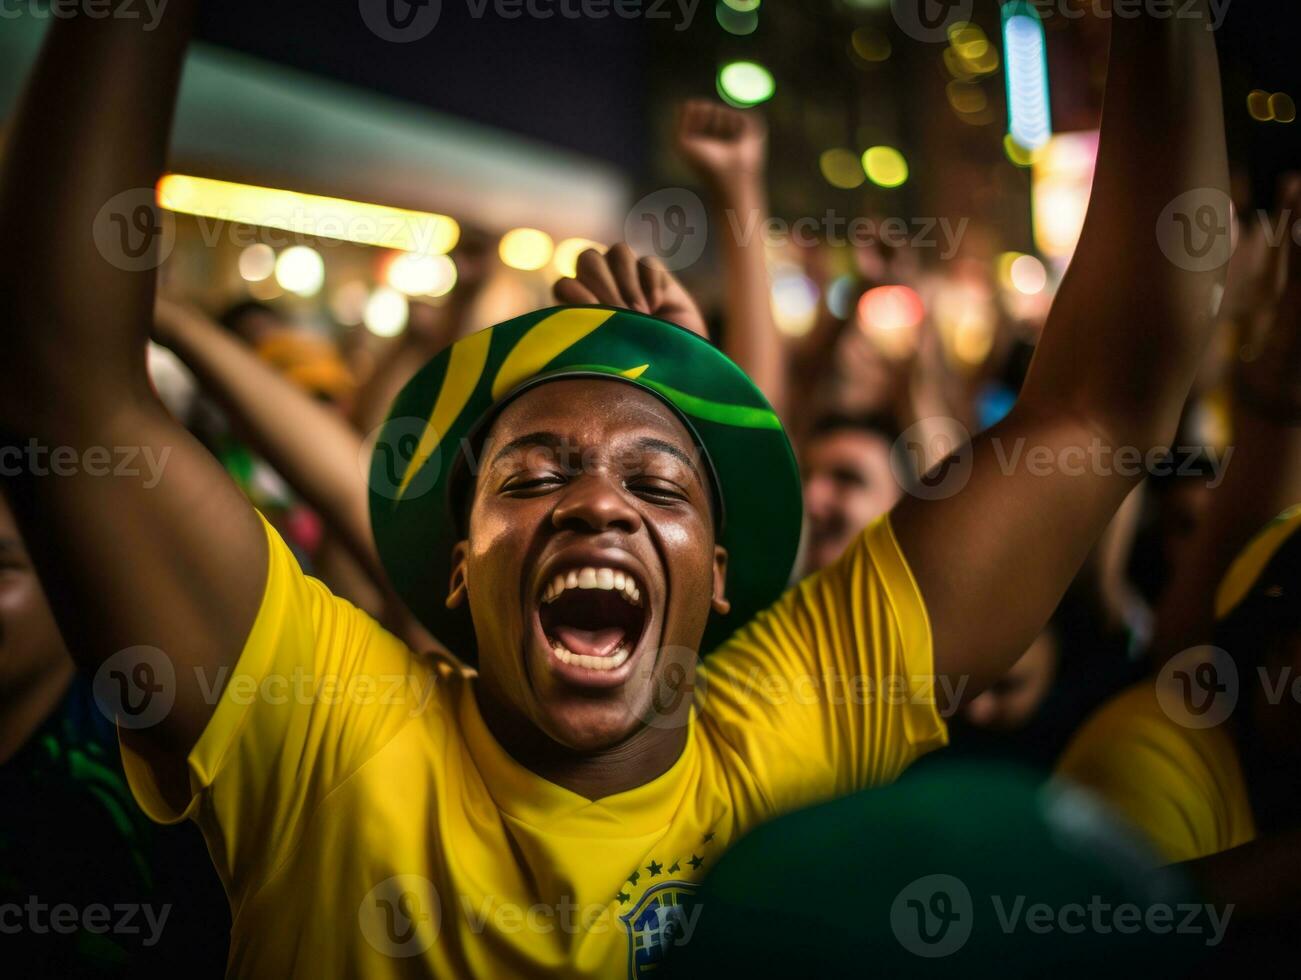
[
  {"xmin": 633, "ymin": 437, "xmax": 704, "ymax": 484},
  {"xmin": 490, "ymin": 432, "xmax": 566, "ymax": 467}
]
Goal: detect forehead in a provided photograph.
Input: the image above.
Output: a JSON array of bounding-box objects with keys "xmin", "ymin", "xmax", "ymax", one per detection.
[
  {"xmin": 484, "ymin": 378, "xmax": 696, "ymax": 455},
  {"xmin": 804, "ymin": 429, "xmax": 892, "ymax": 468}
]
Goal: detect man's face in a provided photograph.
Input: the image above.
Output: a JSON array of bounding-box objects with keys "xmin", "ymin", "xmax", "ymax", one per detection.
[
  {"xmin": 801, "ymin": 428, "xmax": 900, "ymax": 573},
  {"xmin": 451, "ymin": 380, "xmax": 727, "ymax": 753}
]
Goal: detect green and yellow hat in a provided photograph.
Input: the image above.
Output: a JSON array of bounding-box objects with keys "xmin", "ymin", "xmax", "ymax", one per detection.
[{"xmin": 368, "ymin": 305, "xmax": 802, "ymax": 661}]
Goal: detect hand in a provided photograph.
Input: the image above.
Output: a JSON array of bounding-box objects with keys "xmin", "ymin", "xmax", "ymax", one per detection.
[
  {"xmin": 675, "ymin": 99, "xmax": 766, "ymax": 193},
  {"xmin": 553, "ymin": 243, "xmax": 709, "ymax": 339}
]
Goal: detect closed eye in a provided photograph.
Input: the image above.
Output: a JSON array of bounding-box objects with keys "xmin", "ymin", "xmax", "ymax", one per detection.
[
  {"xmin": 502, "ymin": 474, "xmax": 567, "ymax": 496},
  {"xmin": 626, "ymin": 480, "xmax": 688, "ymax": 504}
]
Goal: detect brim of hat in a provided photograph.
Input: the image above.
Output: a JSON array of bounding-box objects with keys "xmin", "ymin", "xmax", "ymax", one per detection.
[{"xmin": 368, "ymin": 305, "xmax": 803, "ymax": 662}]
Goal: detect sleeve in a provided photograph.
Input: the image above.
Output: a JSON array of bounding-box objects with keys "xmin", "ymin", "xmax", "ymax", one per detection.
[
  {"xmin": 697, "ymin": 513, "xmax": 949, "ymax": 813},
  {"xmin": 119, "ymin": 514, "xmax": 431, "ymax": 910},
  {"xmin": 1054, "ymin": 687, "xmax": 1232, "ymax": 863}
]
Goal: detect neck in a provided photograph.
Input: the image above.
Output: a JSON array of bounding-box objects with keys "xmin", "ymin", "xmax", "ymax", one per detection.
[
  {"xmin": 0, "ymin": 657, "xmax": 76, "ymax": 765},
  {"xmin": 474, "ymin": 685, "xmax": 689, "ymax": 800}
]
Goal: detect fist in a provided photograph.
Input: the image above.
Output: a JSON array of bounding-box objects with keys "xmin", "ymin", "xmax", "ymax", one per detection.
[
  {"xmin": 553, "ymin": 243, "xmax": 709, "ymax": 339},
  {"xmin": 675, "ymin": 99, "xmax": 767, "ymax": 190}
]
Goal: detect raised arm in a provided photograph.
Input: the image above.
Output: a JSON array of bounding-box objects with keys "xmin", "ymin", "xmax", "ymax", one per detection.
[
  {"xmin": 0, "ymin": 5, "xmax": 266, "ymax": 780},
  {"xmin": 675, "ymin": 100, "xmax": 787, "ymax": 418},
  {"xmin": 891, "ymin": 4, "xmax": 1230, "ymax": 702}
]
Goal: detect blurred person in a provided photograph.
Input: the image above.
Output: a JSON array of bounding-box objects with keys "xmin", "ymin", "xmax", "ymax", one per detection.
[
  {"xmin": 1056, "ymin": 179, "xmax": 1301, "ymax": 950},
  {"xmin": 0, "ymin": 6, "xmax": 1229, "ymax": 978},
  {"xmin": 0, "ymin": 493, "xmax": 229, "ymax": 976},
  {"xmin": 799, "ymin": 412, "xmax": 902, "ymax": 574}
]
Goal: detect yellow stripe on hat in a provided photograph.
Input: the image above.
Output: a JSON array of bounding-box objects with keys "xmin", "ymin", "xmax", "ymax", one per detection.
[
  {"xmin": 395, "ymin": 327, "xmax": 493, "ymax": 503},
  {"xmin": 491, "ymin": 308, "xmax": 616, "ymax": 400},
  {"xmin": 1215, "ymin": 503, "xmax": 1301, "ymax": 619}
]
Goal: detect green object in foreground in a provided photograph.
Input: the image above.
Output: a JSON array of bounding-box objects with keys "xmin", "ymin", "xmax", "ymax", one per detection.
[{"xmin": 673, "ymin": 764, "xmax": 1211, "ymax": 978}]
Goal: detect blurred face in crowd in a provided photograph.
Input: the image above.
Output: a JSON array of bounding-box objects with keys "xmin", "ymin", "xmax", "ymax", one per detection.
[
  {"xmin": 451, "ymin": 380, "xmax": 728, "ymax": 754},
  {"xmin": 963, "ymin": 630, "xmax": 1059, "ymax": 732},
  {"xmin": 0, "ymin": 495, "xmax": 73, "ymax": 761},
  {"xmin": 801, "ymin": 427, "xmax": 901, "ymax": 573}
]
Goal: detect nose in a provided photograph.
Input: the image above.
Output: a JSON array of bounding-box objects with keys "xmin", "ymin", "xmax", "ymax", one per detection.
[{"xmin": 551, "ymin": 474, "xmax": 643, "ymax": 536}]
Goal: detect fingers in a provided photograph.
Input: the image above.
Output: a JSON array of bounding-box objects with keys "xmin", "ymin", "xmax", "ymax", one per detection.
[
  {"xmin": 605, "ymin": 244, "xmax": 651, "ymax": 314},
  {"xmin": 553, "ymin": 275, "xmax": 599, "ymax": 306},
  {"xmin": 638, "ymin": 254, "xmax": 668, "ymax": 313}
]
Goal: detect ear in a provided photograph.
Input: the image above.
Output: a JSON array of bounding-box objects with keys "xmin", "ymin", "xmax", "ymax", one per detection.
[
  {"xmin": 711, "ymin": 545, "xmax": 731, "ymax": 616},
  {"xmin": 446, "ymin": 540, "xmax": 470, "ymax": 610}
]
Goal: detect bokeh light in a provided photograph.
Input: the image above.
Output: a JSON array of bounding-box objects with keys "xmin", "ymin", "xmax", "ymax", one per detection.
[
  {"xmin": 238, "ymin": 243, "xmax": 276, "ymax": 282},
  {"xmin": 717, "ymin": 61, "xmax": 775, "ymax": 107},
  {"xmin": 716, "ymin": 3, "xmax": 758, "ymax": 35},
  {"xmin": 364, "ymin": 287, "xmax": 409, "ymax": 338},
  {"xmin": 771, "ymin": 267, "xmax": 820, "ymax": 337},
  {"xmin": 1270, "ymin": 92, "xmax": 1296, "ymax": 123},
  {"xmin": 1009, "ymin": 254, "xmax": 1048, "ymax": 295},
  {"xmin": 820, "ymin": 149, "xmax": 866, "ymax": 190},
  {"xmin": 386, "ymin": 252, "xmax": 457, "ymax": 296},
  {"xmin": 274, "ymin": 246, "xmax": 325, "ymax": 297},
  {"xmin": 850, "ymin": 27, "xmax": 891, "ymax": 64},
  {"xmin": 858, "ymin": 285, "xmax": 925, "ymax": 359},
  {"xmin": 499, "ymin": 228, "xmax": 555, "ymax": 272},
  {"xmin": 863, "ymin": 146, "xmax": 908, "ymax": 188}
]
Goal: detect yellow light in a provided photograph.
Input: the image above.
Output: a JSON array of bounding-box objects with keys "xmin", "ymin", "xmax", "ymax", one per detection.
[
  {"xmin": 1248, "ymin": 89, "xmax": 1274, "ymax": 121},
  {"xmin": 156, "ymin": 175, "xmax": 460, "ymax": 254},
  {"xmin": 1003, "ymin": 134, "xmax": 1036, "ymax": 168},
  {"xmin": 274, "ymin": 246, "xmax": 325, "ymax": 297},
  {"xmin": 1270, "ymin": 92, "xmax": 1296, "ymax": 123},
  {"xmin": 820, "ymin": 149, "xmax": 866, "ymax": 190},
  {"xmin": 499, "ymin": 228, "xmax": 555, "ymax": 272},
  {"xmin": 946, "ymin": 81, "xmax": 988, "ymax": 115},
  {"xmin": 364, "ymin": 287, "xmax": 410, "ymax": 338},
  {"xmin": 851, "ymin": 27, "xmax": 891, "ymax": 63},
  {"xmin": 552, "ymin": 238, "xmax": 603, "ymax": 278},
  {"xmin": 996, "ymin": 251, "xmax": 1026, "ymax": 291},
  {"xmin": 1032, "ymin": 131, "xmax": 1098, "ymax": 260},
  {"xmin": 238, "ymin": 243, "xmax": 276, "ymax": 282},
  {"xmin": 386, "ymin": 252, "xmax": 457, "ymax": 296},
  {"xmin": 1009, "ymin": 254, "xmax": 1048, "ymax": 295},
  {"xmin": 863, "ymin": 146, "xmax": 908, "ymax": 188}
]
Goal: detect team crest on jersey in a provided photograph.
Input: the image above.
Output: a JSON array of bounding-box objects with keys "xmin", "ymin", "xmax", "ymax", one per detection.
[{"xmin": 621, "ymin": 880, "xmax": 699, "ymax": 977}]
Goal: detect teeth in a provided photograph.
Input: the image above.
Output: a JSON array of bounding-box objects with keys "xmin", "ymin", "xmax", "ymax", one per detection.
[
  {"xmin": 550, "ymin": 641, "xmax": 632, "ymax": 671},
  {"xmin": 542, "ymin": 567, "xmax": 643, "ymax": 606}
]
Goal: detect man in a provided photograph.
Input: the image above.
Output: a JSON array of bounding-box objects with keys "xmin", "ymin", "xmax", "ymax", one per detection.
[
  {"xmin": 0, "ymin": 4, "xmax": 1227, "ymax": 978},
  {"xmin": 799, "ymin": 413, "xmax": 903, "ymax": 574}
]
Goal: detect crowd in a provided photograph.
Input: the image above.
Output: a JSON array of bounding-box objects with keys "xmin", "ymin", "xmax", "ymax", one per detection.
[{"xmin": 1, "ymin": 1, "xmax": 1299, "ymax": 977}]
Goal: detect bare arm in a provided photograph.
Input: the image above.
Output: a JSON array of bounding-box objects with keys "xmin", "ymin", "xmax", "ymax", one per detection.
[
  {"xmin": 675, "ymin": 100, "xmax": 787, "ymax": 417},
  {"xmin": 0, "ymin": 7, "xmax": 265, "ymax": 774},
  {"xmin": 152, "ymin": 298, "xmax": 385, "ymax": 587},
  {"xmin": 891, "ymin": 4, "xmax": 1230, "ymax": 703}
]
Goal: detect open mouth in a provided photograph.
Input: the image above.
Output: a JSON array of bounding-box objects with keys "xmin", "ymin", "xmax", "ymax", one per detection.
[{"xmin": 538, "ymin": 566, "xmax": 647, "ymax": 673}]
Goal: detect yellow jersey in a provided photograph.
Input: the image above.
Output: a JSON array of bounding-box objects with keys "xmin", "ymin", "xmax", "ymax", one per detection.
[
  {"xmin": 1056, "ymin": 682, "xmax": 1255, "ymax": 863},
  {"xmin": 122, "ymin": 514, "xmax": 946, "ymax": 978}
]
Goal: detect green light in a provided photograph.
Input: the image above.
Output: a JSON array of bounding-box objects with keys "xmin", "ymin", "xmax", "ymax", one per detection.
[
  {"xmin": 717, "ymin": 61, "xmax": 775, "ymax": 108},
  {"xmin": 721, "ymin": 0, "xmax": 760, "ymax": 10},
  {"xmin": 716, "ymin": 1, "xmax": 758, "ymax": 35},
  {"xmin": 863, "ymin": 146, "xmax": 908, "ymax": 188}
]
